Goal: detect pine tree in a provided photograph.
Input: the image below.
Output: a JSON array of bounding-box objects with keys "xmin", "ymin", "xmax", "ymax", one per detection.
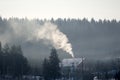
[
  {"xmin": 42, "ymin": 48, "xmax": 61, "ymax": 80},
  {"xmin": 43, "ymin": 58, "xmax": 50, "ymax": 80},
  {"xmin": 49, "ymin": 48, "xmax": 61, "ymax": 80},
  {"xmin": 0, "ymin": 41, "xmax": 2, "ymax": 75}
]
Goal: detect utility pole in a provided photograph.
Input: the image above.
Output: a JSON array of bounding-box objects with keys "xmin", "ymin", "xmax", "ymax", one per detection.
[{"xmin": 81, "ymin": 57, "xmax": 84, "ymax": 80}]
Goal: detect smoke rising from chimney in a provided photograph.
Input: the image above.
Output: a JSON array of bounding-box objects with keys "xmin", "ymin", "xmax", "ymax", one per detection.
[
  {"xmin": 34, "ymin": 22, "xmax": 74, "ymax": 58},
  {"xmin": 6, "ymin": 20, "xmax": 74, "ymax": 58}
]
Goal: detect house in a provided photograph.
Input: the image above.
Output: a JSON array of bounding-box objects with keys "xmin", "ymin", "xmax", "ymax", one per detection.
[{"xmin": 60, "ymin": 58, "xmax": 84, "ymax": 80}]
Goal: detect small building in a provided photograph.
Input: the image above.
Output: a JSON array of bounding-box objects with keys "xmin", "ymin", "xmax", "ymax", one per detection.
[
  {"xmin": 60, "ymin": 58, "xmax": 84, "ymax": 80},
  {"xmin": 62, "ymin": 58, "xmax": 83, "ymax": 68}
]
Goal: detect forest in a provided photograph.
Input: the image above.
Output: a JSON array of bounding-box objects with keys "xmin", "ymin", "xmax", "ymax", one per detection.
[
  {"xmin": 0, "ymin": 17, "xmax": 120, "ymax": 80},
  {"xmin": 0, "ymin": 41, "xmax": 120, "ymax": 80}
]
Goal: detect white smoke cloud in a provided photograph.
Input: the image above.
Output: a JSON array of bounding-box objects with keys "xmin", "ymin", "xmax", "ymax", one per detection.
[
  {"xmin": 4, "ymin": 20, "xmax": 74, "ymax": 57},
  {"xmin": 34, "ymin": 22, "xmax": 74, "ymax": 58}
]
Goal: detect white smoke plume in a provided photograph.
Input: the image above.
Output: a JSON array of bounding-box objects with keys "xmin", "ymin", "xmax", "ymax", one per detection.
[
  {"xmin": 1, "ymin": 20, "xmax": 74, "ymax": 58},
  {"xmin": 34, "ymin": 22, "xmax": 74, "ymax": 58}
]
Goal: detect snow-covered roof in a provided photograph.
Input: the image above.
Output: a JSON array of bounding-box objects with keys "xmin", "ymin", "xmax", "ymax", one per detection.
[{"xmin": 61, "ymin": 58, "xmax": 84, "ymax": 67}]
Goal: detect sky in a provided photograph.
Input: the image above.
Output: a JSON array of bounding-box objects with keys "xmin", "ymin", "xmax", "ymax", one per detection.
[{"xmin": 0, "ymin": 0, "xmax": 120, "ymax": 20}]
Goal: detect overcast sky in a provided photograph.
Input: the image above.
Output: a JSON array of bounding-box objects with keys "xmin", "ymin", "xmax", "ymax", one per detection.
[{"xmin": 0, "ymin": 0, "xmax": 120, "ymax": 20}]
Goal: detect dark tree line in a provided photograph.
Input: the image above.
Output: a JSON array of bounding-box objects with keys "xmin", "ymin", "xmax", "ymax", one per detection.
[
  {"xmin": 0, "ymin": 42, "xmax": 30, "ymax": 78},
  {"xmin": 42, "ymin": 48, "xmax": 61, "ymax": 80},
  {"xmin": 0, "ymin": 16, "xmax": 120, "ymax": 59},
  {"xmin": 0, "ymin": 17, "xmax": 120, "ymax": 80},
  {"xmin": 78, "ymin": 59, "xmax": 120, "ymax": 80}
]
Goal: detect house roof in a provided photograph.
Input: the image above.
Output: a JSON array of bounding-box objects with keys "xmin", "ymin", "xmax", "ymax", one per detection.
[{"xmin": 61, "ymin": 58, "xmax": 84, "ymax": 67}]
